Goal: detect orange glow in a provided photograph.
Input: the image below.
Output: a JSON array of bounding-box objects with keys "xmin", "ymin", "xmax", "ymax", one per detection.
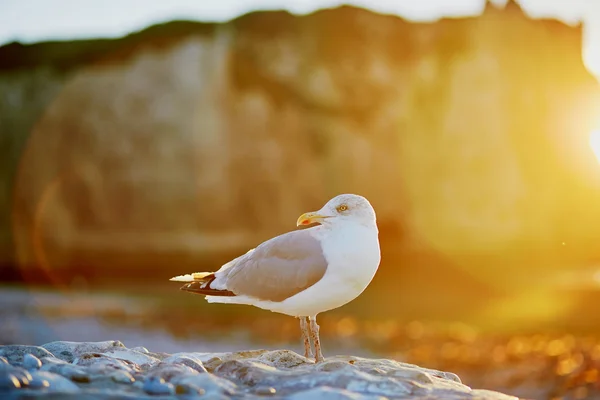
[{"xmin": 591, "ymin": 130, "xmax": 600, "ymax": 163}]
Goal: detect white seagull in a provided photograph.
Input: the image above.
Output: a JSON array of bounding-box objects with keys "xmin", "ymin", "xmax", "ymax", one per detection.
[{"xmin": 170, "ymin": 194, "xmax": 381, "ymax": 362}]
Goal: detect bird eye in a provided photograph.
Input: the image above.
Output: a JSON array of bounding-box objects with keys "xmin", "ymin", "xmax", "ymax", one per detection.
[{"xmin": 336, "ymin": 204, "xmax": 348, "ymax": 212}]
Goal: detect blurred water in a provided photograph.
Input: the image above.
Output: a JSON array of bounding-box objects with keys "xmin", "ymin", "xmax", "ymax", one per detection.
[
  {"xmin": 0, "ymin": 286, "xmax": 262, "ymax": 352},
  {"xmin": 0, "ymin": 285, "xmax": 376, "ymax": 358}
]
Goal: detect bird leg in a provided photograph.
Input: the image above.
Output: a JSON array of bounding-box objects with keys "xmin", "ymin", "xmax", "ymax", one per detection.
[
  {"xmin": 309, "ymin": 316, "xmax": 324, "ymax": 363},
  {"xmin": 299, "ymin": 316, "xmax": 313, "ymax": 359}
]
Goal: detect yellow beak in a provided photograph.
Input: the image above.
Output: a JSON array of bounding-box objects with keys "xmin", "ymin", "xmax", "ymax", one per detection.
[{"xmin": 296, "ymin": 212, "xmax": 330, "ymax": 227}]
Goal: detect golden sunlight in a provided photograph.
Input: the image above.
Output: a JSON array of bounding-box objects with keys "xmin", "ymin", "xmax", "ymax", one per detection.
[{"xmin": 591, "ymin": 130, "xmax": 600, "ymax": 163}]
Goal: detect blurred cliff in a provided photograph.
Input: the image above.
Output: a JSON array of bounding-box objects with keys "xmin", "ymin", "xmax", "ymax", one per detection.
[{"xmin": 1, "ymin": 1, "xmax": 600, "ymax": 324}]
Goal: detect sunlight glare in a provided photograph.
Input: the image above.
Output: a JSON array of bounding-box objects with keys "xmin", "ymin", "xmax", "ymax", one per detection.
[{"xmin": 591, "ymin": 130, "xmax": 600, "ymax": 163}]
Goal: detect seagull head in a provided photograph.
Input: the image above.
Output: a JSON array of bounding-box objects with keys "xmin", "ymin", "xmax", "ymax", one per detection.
[{"xmin": 296, "ymin": 194, "xmax": 377, "ymax": 228}]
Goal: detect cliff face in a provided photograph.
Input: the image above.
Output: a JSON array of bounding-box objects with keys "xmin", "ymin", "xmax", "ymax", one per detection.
[{"xmin": 1, "ymin": 3, "xmax": 600, "ymax": 283}]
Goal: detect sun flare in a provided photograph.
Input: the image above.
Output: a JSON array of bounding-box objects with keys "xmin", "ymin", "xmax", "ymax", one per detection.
[{"xmin": 591, "ymin": 130, "xmax": 600, "ymax": 163}]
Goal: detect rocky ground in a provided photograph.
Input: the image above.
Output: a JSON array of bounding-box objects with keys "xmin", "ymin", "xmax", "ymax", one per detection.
[
  {"xmin": 4, "ymin": 287, "xmax": 600, "ymax": 399},
  {"xmin": 0, "ymin": 340, "xmax": 518, "ymax": 399}
]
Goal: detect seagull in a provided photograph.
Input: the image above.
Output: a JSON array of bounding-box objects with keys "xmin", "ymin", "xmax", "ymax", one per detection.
[{"xmin": 170, "ymin": 194, "xmax": 381, "ymax": 362}]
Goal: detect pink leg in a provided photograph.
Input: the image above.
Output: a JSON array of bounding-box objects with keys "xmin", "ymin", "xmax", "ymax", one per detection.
[
  {"xmin": 309, "ymin": 316, "xmax": 324, "ymax": 362},
  {"xmin": 299, "ymin": 317, "xmax": 313, "ymax": 359}
]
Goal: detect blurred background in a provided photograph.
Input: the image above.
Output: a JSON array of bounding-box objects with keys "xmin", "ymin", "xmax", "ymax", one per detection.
[{"xmin": 2, "ymin": 0, "xmax": 600, "ymax": 398}]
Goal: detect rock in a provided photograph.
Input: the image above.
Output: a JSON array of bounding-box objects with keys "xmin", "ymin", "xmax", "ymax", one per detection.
[
  {"xmin": 147, "ymin": 362, "xmax": 199, "ymax": 383},
  {"xmin": 110, "ymin": 370, "xmax": 135, "ymax": 384},
  {"xmin": 256, "ymin": 349, "xmax": 310, "ymax": 369},
  {"xmin": 254, "ymin": 386, "xmax": 277, "ymax": 396},
  {"xmin": 174, "ymin": 382, "xmax": 205, "ymax": 396},
  {"xmin": 39, "ymin": 356, "xmax": 68, "ymax": 368},
  {"xmin": 3, "ymin": 367, "xmax": 32, "ymax": 388},
  {"xmin": 161, "ymin": 353, "xmax": 208, "ymax": 373},
  {"xmin": 22, "ymin": 354, "xmax": 42, "ymax": 371},
  {"xmin": 142, "ymin": 376, "xmax": 174, "ymax": 395},
  {"xmin": 0, "ymin": 345, "xmax": 55, "ymax": 365},
  {"xmin": 26, "ymin": 371, "xmax": 51, "ymax": 390},
  {"xmin": 28, "ymin": 371, "xmax": 80, "ymax": 392},
  {"xmin": 41, "ymin": 340, "xmax": 125, "ymax": 362},
  {"xmin": 173, "ymin": 373, "xmax": 237, "ymax": 396},
  {"xmin": 99, "ymin": 348, "xmax": 162, "ymax": 367},
  {"xmin": 41, "ymin": 361, "xmax": 90, "ymax": 383},
  {"xmin": 0, "ymin": 374, "xmax": 20, "ymax": 391},
  {"xmin": 74, "ymin": 353, "xmax": 137, "ymax": 373},
  {"xmin": 0, "ymin": 340, "xmax": 517, "ymax": 399}
]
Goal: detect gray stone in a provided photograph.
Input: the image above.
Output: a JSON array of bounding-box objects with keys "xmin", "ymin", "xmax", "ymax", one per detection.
[
  {"xmin": 5, "ymin": 367, "xmax": 32, "ymax": 388},
  {"xmin": 26, "ymin": 371, "xmax": 51, "ymax": 389},
  {"xmin": 39, "ymin": 356, "xmax": 68, "ymax": 367},
  {"xmin": 23, "ymin": 353, "xmax": 42, "ymax": 371},
  {"xmin": 110, "ymin": 370, "xmax": 135, "ymax": 384},
  {"xmin": 41, "ymin": 341, "xmax": 125, "ymax": 362},
  {"xmin": 256, "ymin": 350, "xmax": 310, "ymax": 369},
  {"xmin": 41, "ymin": 362, "xmax": 90, "ymax": 383},
  {"xmin": 99, "ymin": 348, "xmax": 162, "ymax": 368},
  {"xmin": 253, "ymin": 385, "xmax": 277, "ymax": 396},
  {"xmin": 142, "ymin": 376, "xmax": 174, "ymax": 395},
  {"xmin": 74, "ymin": 353, "xmax": 137, "ymax": 373},
  {"xmin": 0, "ymin": 345, "xmax": 55, "ymax": 365},
  {"xmin": 0, "ymin": 373, "xmax": 21, "ymax": 391},
  {"xmin": 0, "ymin": 364, "xmax": 33, "ymax": 388},
  {"xmin": 146, "ymin": 362, "xmax": 199, "ymax": 382},
  {"xmin": 29, "ymin": 371, "xmax": 80, "ymax": 392},
  {"xmin": 161, "ymin": 353, "xmax": 207, "ymax": 373},
  {"xmin": 174, "ymin": 382, "xmax": 205, "ymax": 396},
  {"xmin": 172, "ymin": 373, "xmax": 237, "ymax": 396}
]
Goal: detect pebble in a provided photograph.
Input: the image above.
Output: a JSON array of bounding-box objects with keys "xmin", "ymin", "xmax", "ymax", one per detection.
[
  {"xmin": 7, "ymin": 367, "xmax": 32, "ymax": 387},
  {"xmin": 26, "ymin": 372, "xmax": 51, "ymax": 389},
  {"xmin": 175, "ymin": 382, "xmax": 205, "ymax": 396},
  {"xmin": 110, "ymin": 370, "xmax": 135, "ymax": 384},
  {"xmin": 162, "ymin": 354, "xmax": 207, "ymax": 373},
  {"xmin": 43, "ymin": 363, "xmax": 90, "ymax": 383},
  {"xmin": 254, "ymin": 386, "xmax": 277, "ymax": 395},
  {"xmin": 39, "ymin": 356, "xmax": 68, "ymax": 368},
  {"xmin": 76, "ymin": 353, "xmax": 135, "ymax": 374},
  {"xmin": 148, "ymin": 362, "xmax": 200, "ymax": 383},
  {"xmin": 29, "ymin": 371, "xmax": 80, "ymax": 392},
  {"xmin": 173, "ymin": 373, "xmax": 237, "ymax": 396},
  {"xmin": 0, "ymin": 374, "xmax": 21, "ymax": 390},
  {"xmin": 0, "ymin": 345, "xmax": 54, "ymax": 366},
  {"xmin": 143, "ymin": 376, "xmax": 174, "ymax": 395},
  {"xmin": 23, "ymin": 354, "xmax": 42, "ymax": 371}
]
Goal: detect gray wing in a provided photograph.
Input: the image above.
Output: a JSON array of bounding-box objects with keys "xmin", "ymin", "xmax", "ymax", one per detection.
[{"xmin": 217, "ymin": 229, "xmax": 328, "ymax": 302}]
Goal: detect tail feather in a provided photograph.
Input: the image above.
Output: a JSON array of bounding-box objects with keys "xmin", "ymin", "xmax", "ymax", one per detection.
[
  {"xmin": 169, "ymin": 272, "xmax": 235, "ymax": 297},
  {"xmin": 169, "ymin": 272, "xmax": 212, "ymax": 282}
]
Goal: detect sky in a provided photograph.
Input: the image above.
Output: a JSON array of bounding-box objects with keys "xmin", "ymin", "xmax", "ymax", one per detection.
[{"xmin": 1, "ymin": 0, "xmax": 599, "ymax": 75}]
